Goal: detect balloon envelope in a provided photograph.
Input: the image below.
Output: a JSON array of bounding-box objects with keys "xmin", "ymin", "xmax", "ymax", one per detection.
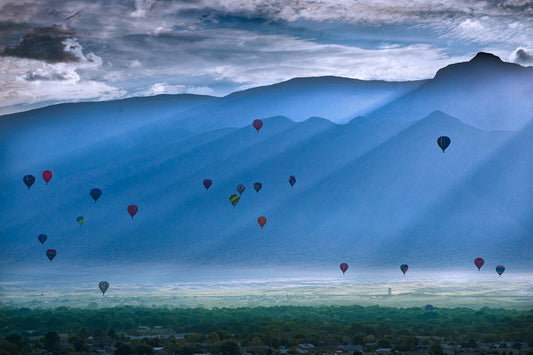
[
  {"xmin": 76, "ymin": 216, "xmax": 85, "ymax": 226},
  {"xmin": 46, "ymin": 249, "xmax": 56, "ymax": 262},
  {"xmin": 253, "ymin": 182, "xmax": 262, "ymax": 193},
  {"xmin": 425, "ymin": 304, "xmax": 434, "ymax": 311},
  {"xmin": 253, "ymin": 119, "xmax": 263, "ymax": 132},
  {"xmin": 23, "ymin": 175, "xmax": 35, "ymax": 189},
  {"xmin": 496, "ymin": 265, "xmax": 505, "ymax": 276},
  {"xmin": 258, "ymin": 216, "xmax": 267, "ymax": 229},
  {"xmin": 400, "ymin": 264, "xmax": 409, "ymax": 275},
  {"xmin": 42, "ymin": 170, "xmax": 52, "ymax": 184},
  {"xmin": 128, "ymin": 205, "xmax": 138, "ymax": 218},
  {"xmin": 289, "ymin": 175, "xmax": 296, "ymax": 187},
  {"xmin": 437, "ymin": 136, "xmax": 451, "ymax": 153},
  {"xmin": 203, "ymin": 179, "xmax": 212, "ymax": 190},
  {"xmin": 474, "ymin": 257, "xmax": 485, "ymax": 271},
  {"xmin": 99, "ymin": 281, "xmax": 109, "ymax": 295},
  {"xmin": 236, "ymin": 184, "xmax": 246, "ymax": 195},
  {"xmin": 229, "ymin": 194, "xmax": 240, "ymax": 207},
  {"xmin": 38, "ymin": 234, "xmax": 47, "ymax": 244},
  {"xmin": 340, "ymin": 263, "xmax": 349, "ymax": 274},
  {"xmin": 90, "ymin": 188, "xmax": 102, "ymax": 202}
]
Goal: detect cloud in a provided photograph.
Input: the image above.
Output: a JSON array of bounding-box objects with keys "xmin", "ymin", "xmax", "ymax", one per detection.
[
  {"xmin": 0, "ymin": 54, "xmax": 125, "ymax": 115},
  {"xmin": 131, "ymin": 0, "xmax": 157, "ymax": 18},
  {"xmin": 0, "ymin": 0, "xmax": 530, "ymax": 114},
  {"xmin": 509, "ymin": 47, "xmax": 533, "ymax": 65},
  {"xmin": 0, "ymin": 24, "xmax": 80, "ymax": 62},
  {"xmin": 133, "ymin": 82, "xmax": 214, "ymax": 97}
]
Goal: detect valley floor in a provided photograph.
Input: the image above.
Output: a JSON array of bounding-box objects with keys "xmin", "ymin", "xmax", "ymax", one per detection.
[{"xmin": 1, "ymin": 264, "xmax": 532, "ymax": 309}]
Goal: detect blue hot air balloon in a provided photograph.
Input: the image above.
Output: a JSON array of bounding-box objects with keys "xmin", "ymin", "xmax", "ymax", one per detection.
[
  {"xmin": 90, "ymin": 188, "xmax": 102, "ymax": 202},
  {"xmin": 437, "ymin": 136, "xmax": 451, "ymax": 153},
  {"xmin": 23, "ymin": 175, "xmax": 35, "ymax": 190}
]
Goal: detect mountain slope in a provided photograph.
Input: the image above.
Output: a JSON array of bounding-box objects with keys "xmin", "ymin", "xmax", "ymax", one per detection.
[
  {"xmin": 366, "ymin": 53, "xmax": 533, "ymax": 131},
  {"xmin": 1, "ymin": 112, "xmax": 530, "ymax": 269}
]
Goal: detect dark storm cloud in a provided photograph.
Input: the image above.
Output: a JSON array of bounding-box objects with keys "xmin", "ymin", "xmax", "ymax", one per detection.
[
  {"xmin": 509, "ymin": 47, "xmax": 533, "ymax": 65},
  {"xmin": 0, "ymin": 24, "xmax": 78, "ymax": 62}
]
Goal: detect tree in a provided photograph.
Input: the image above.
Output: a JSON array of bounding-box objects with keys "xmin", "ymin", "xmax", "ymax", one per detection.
[
  {"xmin": 220, "ymin": 339, "xmax": 241, "ymax": 355},
  {"xmin": 429, "ymin": 343, "xmax": 444, "ymax": 355},
  {"xmin": 114, "ymin": 342, "xmax": 135, "ymax": 355},
  {"xmin": 67, "ymin": 333, "xmax": 88, "ymax": 352},
  {"xmin": 43, "ymin": 331, "xmax": 60, "ymax": 352}
]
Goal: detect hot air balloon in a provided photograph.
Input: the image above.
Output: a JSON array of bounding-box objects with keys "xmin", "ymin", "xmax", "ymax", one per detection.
[
  {"xmin": 425, "ymin": 304, "xmax": 434, "ymax": 311},
  {"xmin": 76, "ymin": 216, "xmax": 85, "ymax": 226},
  {"xmin": 38, "ymin": 234, "xmax": 47, "ymax": 245},
  {"xmin": 400, "ymin": 264, "xmax": 409, "ymax": 275},
  {"xmin": 289, "ymin": 175, "xmax": 296, "ymax": 187},
  {"xmin": 340, "ymin": 263, "xmax": 349, "ymax": 275},
  {"xmin": 128, "ymin": 205, "xmax": 138, "ymax": 219},
  {"xmin": 253, "ymin": 119, "xmax": 263, "ymax": 132},
  {"xmin": 42, "ymin": 170, "xmax": 53, "ymax": 184},
  {"xmin": 229, "ymin": 194, "xmax": 240, "ymax": 207},
  {"xmin": 203, "ymin": 179, "xmax": 212, "ymax": 191},
  {"xmin": 496, "ymin": 265, "xmax": 505, "ymax": 276},
  {"xmin": 258, "ymin": 216, "xmax": 267, "ymax": 229},
  {"xmin": 253, "ymin": 182, "xmax": 262, "ymax": 194},
  {"xmin": 99, "ymin": 281, "xmax": 109, "ymax": 295},
  {"xmin": 46, "ymin": 249, "xmax": 56, "ymax": 262},
  {"xmin": 90, "ymin": 188, "xmax": 102, "ymax": 202},
  {"xmin": 236, "ymin": 184, "xmax": 246, "ymax": 195},
  {"xmin": 23, "ymin": 175, "xmax": 35, "ymax": 190},
  {"xmin": 474, "ymin": 257, "xmax": 485, "ymax": 271},
  {"xmin": 437, "ymin": 136, "xmax": 451, "ymax": 153}
]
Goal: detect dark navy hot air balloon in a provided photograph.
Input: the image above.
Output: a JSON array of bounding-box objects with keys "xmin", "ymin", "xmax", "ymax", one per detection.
[
  {"xmin": 496, "ymin": 265, "xmax": 505, "ymax": 276},
  {"xmin": 42, "ymin": 170, "xmax": 52, "ymax": 184},
  {"xmin": 253, "ymin": 119, "xmax": 263, "ymax": 132},
  {"xmin": 340, "ymin": 263, "xmax": 349, "ymax": 275},
  {"xmin": 236, "ymin": 184, "xmax": 246, "ymax": 195},
  {"xmin": 400, "ymin": 264, "xmax": 409, "ymax": 275},
  {"xmin": 474, "ymin": 257, "xmax": 485, "ymax": 271},
  {"xmin": 425, "ymin": 304, "xmax": 434, "ymax": 311},
  {"xmin": 99, "ymin": 281, "xmax": 109, "ymax": 295},
  {"xmin": 437, "ymin": 136, "xmax": 451, "ymax": 153},
  {"xmin": 23, "ymin": 175, "xmax": 35, "ymax": 190},
  {"xmin": 46, "ymin": 249, "xmax": 56, "ymax": 262},
  {"xmin": 289, "ymin": 175, "xmax": 296, "ymax": 188},
  {"xmin": 128, "ymin": 205, "xmax": 138, "ymax": 219},
  {"xmin": 38, "ymin": 234, "xmax": 47, "ymax": 244},
  {"xmin": 258, "ymin": 216, "xmax": 267, "ymax": 229},
  {"xmin": 253, "ymin": 182, "xmax": 262, "ymax": 194},
  {"xmin": 203, "ymin": 179, "xmax": 212, "ymax": 190},
  {"xmin": 90, "ymin": 188, "xmax": 102, "ymax": 202}
]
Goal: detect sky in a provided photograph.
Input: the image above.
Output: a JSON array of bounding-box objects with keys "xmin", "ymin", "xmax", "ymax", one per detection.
[{"xmin": 0, "ymin": 0, "xmax": 531, "ymax": 115}]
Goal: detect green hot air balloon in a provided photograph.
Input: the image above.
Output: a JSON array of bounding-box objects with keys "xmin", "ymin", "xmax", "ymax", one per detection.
[{"xmin": 229, "ymin": 194, "xmax": 240, "ymax": 207}]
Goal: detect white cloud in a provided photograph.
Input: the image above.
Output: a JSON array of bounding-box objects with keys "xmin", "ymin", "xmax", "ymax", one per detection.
[
  {"xmin": 0, "ymin": 56, "xmax": 125, "ymax": 115},
  {"xmin": 133, "ymin": 83, "xmax": 215, "ymax": 97},
  {"xmin": 131, "ymin": 0, "xmax": 156, "ymax": 18},
  {"xmin": 120, "ymin": 29, "xmax": 466, "ymax": 85}
]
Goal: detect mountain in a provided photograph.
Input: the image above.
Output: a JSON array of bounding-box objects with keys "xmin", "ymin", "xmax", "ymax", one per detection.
[
  {"xmin": 1, "ymin": 112, "xmax": 530, "ymax": 269},
  {"xmin": 171, "ymin": 77, "xmax": 424, "ymax": 131},
  {"xmin": 366, "ymin": 53, "xmax": 533, "ymax": 131}
]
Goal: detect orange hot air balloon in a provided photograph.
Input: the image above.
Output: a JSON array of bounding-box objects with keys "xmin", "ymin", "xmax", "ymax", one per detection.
[{"xmin": 258, "ymin": 216, "xmax": 267, "ymax": 229}]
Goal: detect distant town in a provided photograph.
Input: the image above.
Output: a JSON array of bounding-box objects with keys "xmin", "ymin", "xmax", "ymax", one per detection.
[{"xmin": 1, "ymin": 305, "xmax": 531, "ymax": 355}]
